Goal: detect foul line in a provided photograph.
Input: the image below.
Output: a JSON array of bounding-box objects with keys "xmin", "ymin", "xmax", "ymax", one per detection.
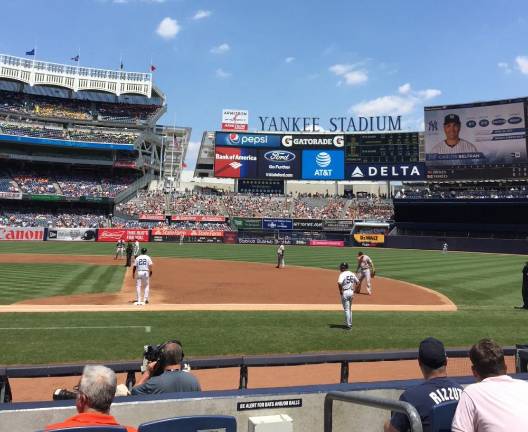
[{"xmin": 0, "ymin": 325, "xmax": 152, "ymax": 332}]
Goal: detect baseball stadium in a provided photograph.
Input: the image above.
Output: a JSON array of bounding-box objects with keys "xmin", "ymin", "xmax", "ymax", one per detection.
[{"xmin": 2, "ymin": 4, "xmax": 528, "ymax": 432}]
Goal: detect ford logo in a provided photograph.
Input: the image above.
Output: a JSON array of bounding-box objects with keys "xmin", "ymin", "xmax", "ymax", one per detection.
[
  {"xmin": 492, "ymin": 118, "xmax": 506, "ymax": 126},
  {"xmin": 479, "ymin": 119, "xmax": 489, "ymax": 127},
  {"xmin": 264, "ymin": 150, "xmax": 296, "ymax": 162},
  {"xmin": 508, "ymin": 116, "xmax": 522, "ymax": 124},
  {"xmin": 466, "ymin": 120, "xmax": 477, "ymax": 128}
]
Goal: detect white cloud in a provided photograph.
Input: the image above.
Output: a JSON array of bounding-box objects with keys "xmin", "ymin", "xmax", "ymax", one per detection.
[
  {"xmin": 498, "ymin": 62, "xmax": 512, "ymax": 73},
  {"xmin": 398, "ymin": 83, "xmax": 411, "ymax": 95},
  {"xmin": 114, "ymin": 0, "xmax": 166, "ymax": 3},
  {"xmin": 285, "ymin": 57, "xmax": 295, "ymax": 64},
  {"xmin": 210, "ymin": 43, "xmax": 230, "ymax": 54},
  {"xmin": 184, "ymin": 140, "xmax": 200, "ymax": 170},
  {"xmin": 156, "ymin": 17, "xmax": 181, "ymax": 40},
  {"xmin": 329, "ymin": 63, "xmax": 368, "ymax": 86},
  {"xmin": 515, "ymin": 56, "xmax": 528, "ymax": 74},
  {"xmin": 350, "ymin": 85, "xmax": 442, "ymax": 117},
  {"xmin": 216, "ymin": 68, "xmax": 231, "ymax": 79},
  {"xmin": 193, "ymin": 9, "xmax": 211, "ymax": 20}
]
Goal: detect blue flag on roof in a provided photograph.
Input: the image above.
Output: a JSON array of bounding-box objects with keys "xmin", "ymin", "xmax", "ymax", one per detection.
[
  {"xmin": 71, "ymin": 55, "xmax": 79, "ymax": 62},
  {"xmin": 25, "ymin": 49, "xmax": 35, "ymax": 56}
]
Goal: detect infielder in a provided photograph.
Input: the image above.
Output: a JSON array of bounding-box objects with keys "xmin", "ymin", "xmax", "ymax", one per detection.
[
  {"xmin": 356, "ymin": 251, "xmax": 375, "ymax": 295},
  {"xmin": 337, "ymin": 262, "xmax": 359, "ymax": 330},
  {"xmin": 276, "ymin": 241, "xmax": 285, "ymax": 268},
  {"xmin": 442, "ymin": 242, "xmax": 448, "ymax": 254},
  {"xmin": 133, "ymin": 240, "xmax": 140, "ymax": 258},
  {"xmin": 133, "ymin": 247, "xmax": 153, "ymax": 305},
  {"xmin": 114, "ymin": 239, "xmax": 125, "ymax": 260}
]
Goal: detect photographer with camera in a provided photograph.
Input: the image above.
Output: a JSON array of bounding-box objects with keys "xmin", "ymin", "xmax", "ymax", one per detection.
[{"xmin": 131, "ymin": 340, "xmax": 201, "ymax": 395}]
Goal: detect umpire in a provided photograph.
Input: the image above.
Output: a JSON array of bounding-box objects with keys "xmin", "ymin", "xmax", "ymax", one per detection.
[
  {"xmin": 125, "ymin": 241, "xmax": 134, "ymax": 267},
  {"xmin": 516, "ymin": 262, "xmax": 528, "ymax": 310}
]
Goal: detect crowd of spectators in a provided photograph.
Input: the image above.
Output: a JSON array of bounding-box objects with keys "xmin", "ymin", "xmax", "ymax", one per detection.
[
  {"xmin": 394, "ymin": 184, "xmax": 528, "ymax": 200},
  {"xmin": 0, "ymin": 120, "xmax": 138, "ymax": 144},
  {"xmin": 0, "ymin": 90, "xmax": 160, "ymax": 123},
  {"xmin": 222, "ymin": 194, "xmax": 291, "ymax": 218},
  {"xmin": 0, "ymin": 170, "xmax": 18, "ymax": 193},
  {"xmin": 345, "ymin": 198, "xmax": 394, "ymax": 221},
  {"xmin": 115, "ymin": 190, "xmax": 166, "ymax": 217},
  {"xmin": 291, "ymin": 196, "xmax": 347, "ymax": 219},
  {"xmin": 0, "ymin": 208, "xmax": 109, "ymax": 228}
]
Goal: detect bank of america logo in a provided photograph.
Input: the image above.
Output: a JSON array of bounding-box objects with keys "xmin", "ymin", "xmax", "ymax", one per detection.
[
  {"xmin": 229, "ymin": 162, "xmax": 242, "ymax": 169},
  {"xmin": 351, "ymin": 167, "xmax": 364, "ymax": 177}
]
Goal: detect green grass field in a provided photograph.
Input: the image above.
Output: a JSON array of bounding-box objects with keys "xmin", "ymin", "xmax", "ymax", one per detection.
[{"xmin": 0, "ymin": 242, "xmax": 526, "ymax": 365}]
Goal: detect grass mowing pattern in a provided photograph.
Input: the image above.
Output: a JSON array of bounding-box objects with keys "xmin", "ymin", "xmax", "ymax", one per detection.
[
  {"xmin": 0, "ymin": 263, "xmax": 125, "ymax": 304},
  {"xmin": 0, "ymin": 242, "xmax": 526, "ymax": 364}
]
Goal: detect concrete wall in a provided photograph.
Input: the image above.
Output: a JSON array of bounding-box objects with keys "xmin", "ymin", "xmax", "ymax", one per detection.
[{"xmin": 0, "ymin": 378, "xmax": 479, "ymax": 432}]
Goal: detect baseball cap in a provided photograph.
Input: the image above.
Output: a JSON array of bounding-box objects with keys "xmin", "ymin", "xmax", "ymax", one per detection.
[
  {"xmin": 418, "ymin": 337, "xmax": 447, "ymax": 369},
  {"xmin": 444, "ymin": 114, "xmax": 461, "ymax": 125}
]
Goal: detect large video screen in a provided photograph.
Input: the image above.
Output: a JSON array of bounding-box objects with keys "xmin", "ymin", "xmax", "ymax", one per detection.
[{"xmin": 424, "ymin": 98, "xmax": 528, "ymax": 167}]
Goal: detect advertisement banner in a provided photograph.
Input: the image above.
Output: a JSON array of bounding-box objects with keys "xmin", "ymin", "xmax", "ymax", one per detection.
[
  {"xmin": 281, "ymin": 134, "xmax": 345, "ymax": 148},
  {"xmin": 223, "ymin": 231, "xmax": 238, "ymax": 244},
  {"xmin": 30, "ymin": 194, "xmax": 62, "ymax": 201},
  {"xmin": 238, "ymin": 237, "xmax": 275, "ymax": 245},
  {"xmin": 308, "ymin": 239, "xmax": 345, "ymax": 247},
  {"xmin": 215, "ymin": 132, "xmax": 281, "ymax": 148},
  {"xmin": 301, "ymin": 150, "xmax": 345, "ymax": 180},
  {"xmin": 151, "ymin": 229, "xmax": 224, "ymax": 237},
  {"xmin": 353, "ymin": 233, "xmax": 385, "ymax": 244},
  {"xmin": 345, "ymin": 163, "xmax": 426, "ymax": 181},
  {"xmin": 262, "ymin": 218, "xmax": 293, "ymax": 230},
  {"xmin": 97, "ymin": 228, "xmax": 149, "ymax": 242},
  {"xmin": 0, "ymin": 227, "xmax": 44, "ymax": 241},
  {"xmin": 214, "ymin": 146, "xmax": 258, "ymax": 178},
  {"xmin": 170, "ymin": 215, "xmax": 226, "ymax": 222},
  {"xmin": 231, "ymin": 217, "xmax": 262, "ymax": 230},
  {"xmin": 47, "ymin": 228, "xmax": 97, "ymax": 241},
  {"xmin": 257, "ymin": 149, "xmax": 301, "ymax": 179},
  {"xmin": 323, "ymin": 220, "xmax": 355, "ymax": 231},
  {"xmin": 139, "ymin": 214, "xmax": 165, "ymax": 221},
  {"xmin": 222, "ymin": 109, "xmax": 249, "ymax": 131},
  {"xmin": 292, "ymin": 219, "xmax": 323, "ymax": 230},
  {"xmin": 424, "ymin": 99, "xmax": 528, "ymax": 166},
  {"xmin": 0, "ymin": 191, "xmax": 22, "ymax": 200}
]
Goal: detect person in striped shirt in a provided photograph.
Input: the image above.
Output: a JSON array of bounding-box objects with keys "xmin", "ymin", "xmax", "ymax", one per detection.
[{"xmin": 431, "ymin": 114, "xmax": 478, "ymax": 155}]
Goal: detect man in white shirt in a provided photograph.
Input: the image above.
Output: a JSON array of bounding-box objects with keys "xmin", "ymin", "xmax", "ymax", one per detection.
[
  {"xmin": 452, "ymin": 338, "xmax": 528, "ymax": 432},
  {"xmin": 356, "ymin": 251, "xmax": 375, "ymax": 295},
  {"xmin": 276, "ymin": 240, "xmax": 285, "ymax": 268},
  {"xmin": 337, "ymin": 262, "xmax": 359, "ymax": 330},
  {"xmin": 133, "ymin": 247, "xmax": 153, "ymax": 305}
]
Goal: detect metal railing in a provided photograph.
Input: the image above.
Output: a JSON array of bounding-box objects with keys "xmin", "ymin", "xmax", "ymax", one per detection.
[{"xmin": 324, "ymin": 391, "xmax": 423, "ymax": 432}]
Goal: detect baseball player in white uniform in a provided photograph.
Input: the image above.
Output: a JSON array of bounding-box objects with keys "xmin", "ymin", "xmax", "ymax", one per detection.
[
  {"xmin": 356, "ymin": 251, "xmax": 375, "ymax": 295},
  {"xmin": 276, "ymin": 241, "xmax": 285, "ymax": 268},
  {"xmin": 338, "ymin": 262, "xmax": 359, "ymax": 330},
  {"xmin": 442, "ymin": 242, "xmax": 448, "ymax": 254},
  {"xmin": 133, "ymin": 240, "xmax": 140, "ymax": 258},
  {"xmin": 115, "ymin": 239, "xmax": 125, "ymax": 260},
  {"xmin": 133, "ymin": 247, "xmax": 153, "ymax": 305}
]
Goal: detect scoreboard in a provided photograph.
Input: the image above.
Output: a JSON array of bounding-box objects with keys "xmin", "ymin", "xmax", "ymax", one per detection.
[{"xmin": 345, "ymin": 132, "xmax": 421, "ymax": 163}]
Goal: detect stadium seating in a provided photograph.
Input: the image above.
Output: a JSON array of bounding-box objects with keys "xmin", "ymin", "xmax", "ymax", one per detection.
[{"xmin": 137, "ymin": 415, "xmax": 236, "ymax": 432}]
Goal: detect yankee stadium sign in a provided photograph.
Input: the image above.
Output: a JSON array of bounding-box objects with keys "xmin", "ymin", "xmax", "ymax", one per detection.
[{"xmin": 258, "ymin": 115, "xmax": 402, "ymax": 132}]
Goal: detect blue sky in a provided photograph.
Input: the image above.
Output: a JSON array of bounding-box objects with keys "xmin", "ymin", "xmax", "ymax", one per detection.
[{"xmin": 2, "ymin": 0, "xmax": 528, "ymax": 168}]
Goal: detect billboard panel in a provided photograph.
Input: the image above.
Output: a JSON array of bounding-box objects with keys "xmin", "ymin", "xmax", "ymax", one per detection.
[
  {"xmin": 0, "ymin": 227, "xmax": 44, "ymax": 241},
  {"xmin": 215, "ymin": 132, "xmax": 281, "ymax": 148},
  {"xmin": 214, "ymin": 146, "xmax": 258, "ymax": 178},
  {"xmin": 257, "ymin": 149, "xmax": 301, "ymax": 179},
  {"xmin": 281, "ymin": 134, "xmax": 344, "ymax": 149},
  {"xmin": 97, "ymin": 228, "xmax": 149, "ymax": 242},
  {"xmin": 301, "ymin": 150, "xmax": 344, "ymax": 180},
  {"xmin": 47, "ymin": 228, "xmax": 96, "ymax": 241},
  {"xmin": 262, "ymin": 218, "xmax": 293, "ymax": 230},
  {"xmin": 222, "ymin": 109, "xmax": 248, "ymax": 131},
  {"xmin": 424, "ymin": 99, "xmax": 528, "ymax": 166},
  {"xmin": 345, "ymin": 163, "xmax": 426, "ymax": 181}
]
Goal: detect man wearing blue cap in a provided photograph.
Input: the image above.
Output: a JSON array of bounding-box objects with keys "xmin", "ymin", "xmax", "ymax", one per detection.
[
  {"xmin": 431, "ymin": 114, "xmax": 478, "ymax": 155},
  {"xmin": 384, "ymin": 337, "xmax": 463, "ymax": 432}
]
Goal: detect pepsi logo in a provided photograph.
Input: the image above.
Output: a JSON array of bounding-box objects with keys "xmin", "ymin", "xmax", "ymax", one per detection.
[
  {"xmin": 264, "ymin": 150, "xmax": 296, "ymax": 162},
  {"xmin": 227, "ymin": 133, "xmax": 240, "ymax": 145},
  {"xmin": 492, "ymin": 118, "xmax": 506, "ymax": 126},
  {"xmin": 508, "ymin": 116, "xmax": 522, "ymax": 124},
  {"xmin": 466, "ymin": 120, "xmax": 477, "ymax": 128},
  {"xmin": 479, "ymin": 119, "xmax": 490, "ymax": 127}
]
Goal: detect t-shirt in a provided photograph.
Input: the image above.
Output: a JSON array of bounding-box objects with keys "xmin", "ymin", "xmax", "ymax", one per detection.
[
  {"xmin": 338, "ymin": 271, "xmax": 359, "ymax": 291},
  {"xmin": 431, "ymin": 138, "xmax": 478, "ymax": 155},
  {"xmin": 390, "ymin": 377, "xmax": 463, "ymax": 432},
  {"xmin": 357, "ymin": 255, "xmax": 372, "ymax": 270},
  {"xmin": 451, "ymin": 375, "xmax": 528, "ymax": 432},
  {"xmin": 131, "ymin": 370, "xmax": 201, "ymax": 395},
  {"xmin": 134, "ymin": 254, "xmax": 152, "ymax": 272},
  {"xmin": 45, "ymin": 412, "xmax": 137, "ymax": 432}
]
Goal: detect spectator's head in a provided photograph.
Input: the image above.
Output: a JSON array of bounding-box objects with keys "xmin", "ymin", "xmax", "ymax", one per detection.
[
  {"xmin": 76, "ymin": 365, "xmax": 117, "ymax": 414},
  {"xmin": 159, "ymin": 341, "xmax": 184, "ymax": 370},
  {"xmin": 469, "ymin": 338, "xmax": 506, "ymax": 380},
  {"xmin": 418, "ymin": 337, "xmax": 447, "ymax": 377}
]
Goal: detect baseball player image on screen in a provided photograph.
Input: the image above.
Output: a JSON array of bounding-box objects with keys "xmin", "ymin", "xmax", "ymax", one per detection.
[
  {"xmin": 133, "ymin": 247, "xmax": 153, "ymax": 306},
  {"xmin": 356, "ymin": 251, "xmax": 375, "ymax": 295},
  {"xmin": 430, "ymin": 114, "xmax": 478, "ymax": 155},
  {"xmin": 337, "ymin": 262, "xmax": 359, "ymax": 330}
]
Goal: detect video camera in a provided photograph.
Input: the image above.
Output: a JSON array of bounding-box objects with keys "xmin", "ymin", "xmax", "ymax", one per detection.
[{"xmin": 142, "ymin": 339, "xmax": 189, "ymax": 376}]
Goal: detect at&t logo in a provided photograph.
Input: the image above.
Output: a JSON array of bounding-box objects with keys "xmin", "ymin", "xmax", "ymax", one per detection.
[{"xmin": 315, "ymin": 152, "xmax": 332, "ymax": 176}]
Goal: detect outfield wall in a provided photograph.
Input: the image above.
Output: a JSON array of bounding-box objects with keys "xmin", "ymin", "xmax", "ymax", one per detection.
[{"xmin": 0, "ymin": 377, "xmax": 484, "ymax": 432}]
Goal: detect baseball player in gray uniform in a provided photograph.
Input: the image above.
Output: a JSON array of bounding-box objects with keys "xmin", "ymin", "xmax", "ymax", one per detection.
[
  {"xmin": 356, "ymin": 251, "xmax": 375, "ymax": 295},
  {"xmin": 115, "ymin": 239, "xmax": 125, "ymax": 260},
  {"xmin": 133, "ymin": 247, "xmax": 153, "ymax": 305},
  {"xmin": 337, "ymin": 262, "xmax": 359, "ymax": 330},
  {"xmin": 276, "ymin": 241, "xmax": 285, "ymax": 268}
]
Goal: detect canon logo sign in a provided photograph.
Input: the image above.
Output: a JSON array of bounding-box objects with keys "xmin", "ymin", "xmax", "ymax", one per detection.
[{"xmin": 0, "ymin": 227, "xmax": 44, "ymax": 241}]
